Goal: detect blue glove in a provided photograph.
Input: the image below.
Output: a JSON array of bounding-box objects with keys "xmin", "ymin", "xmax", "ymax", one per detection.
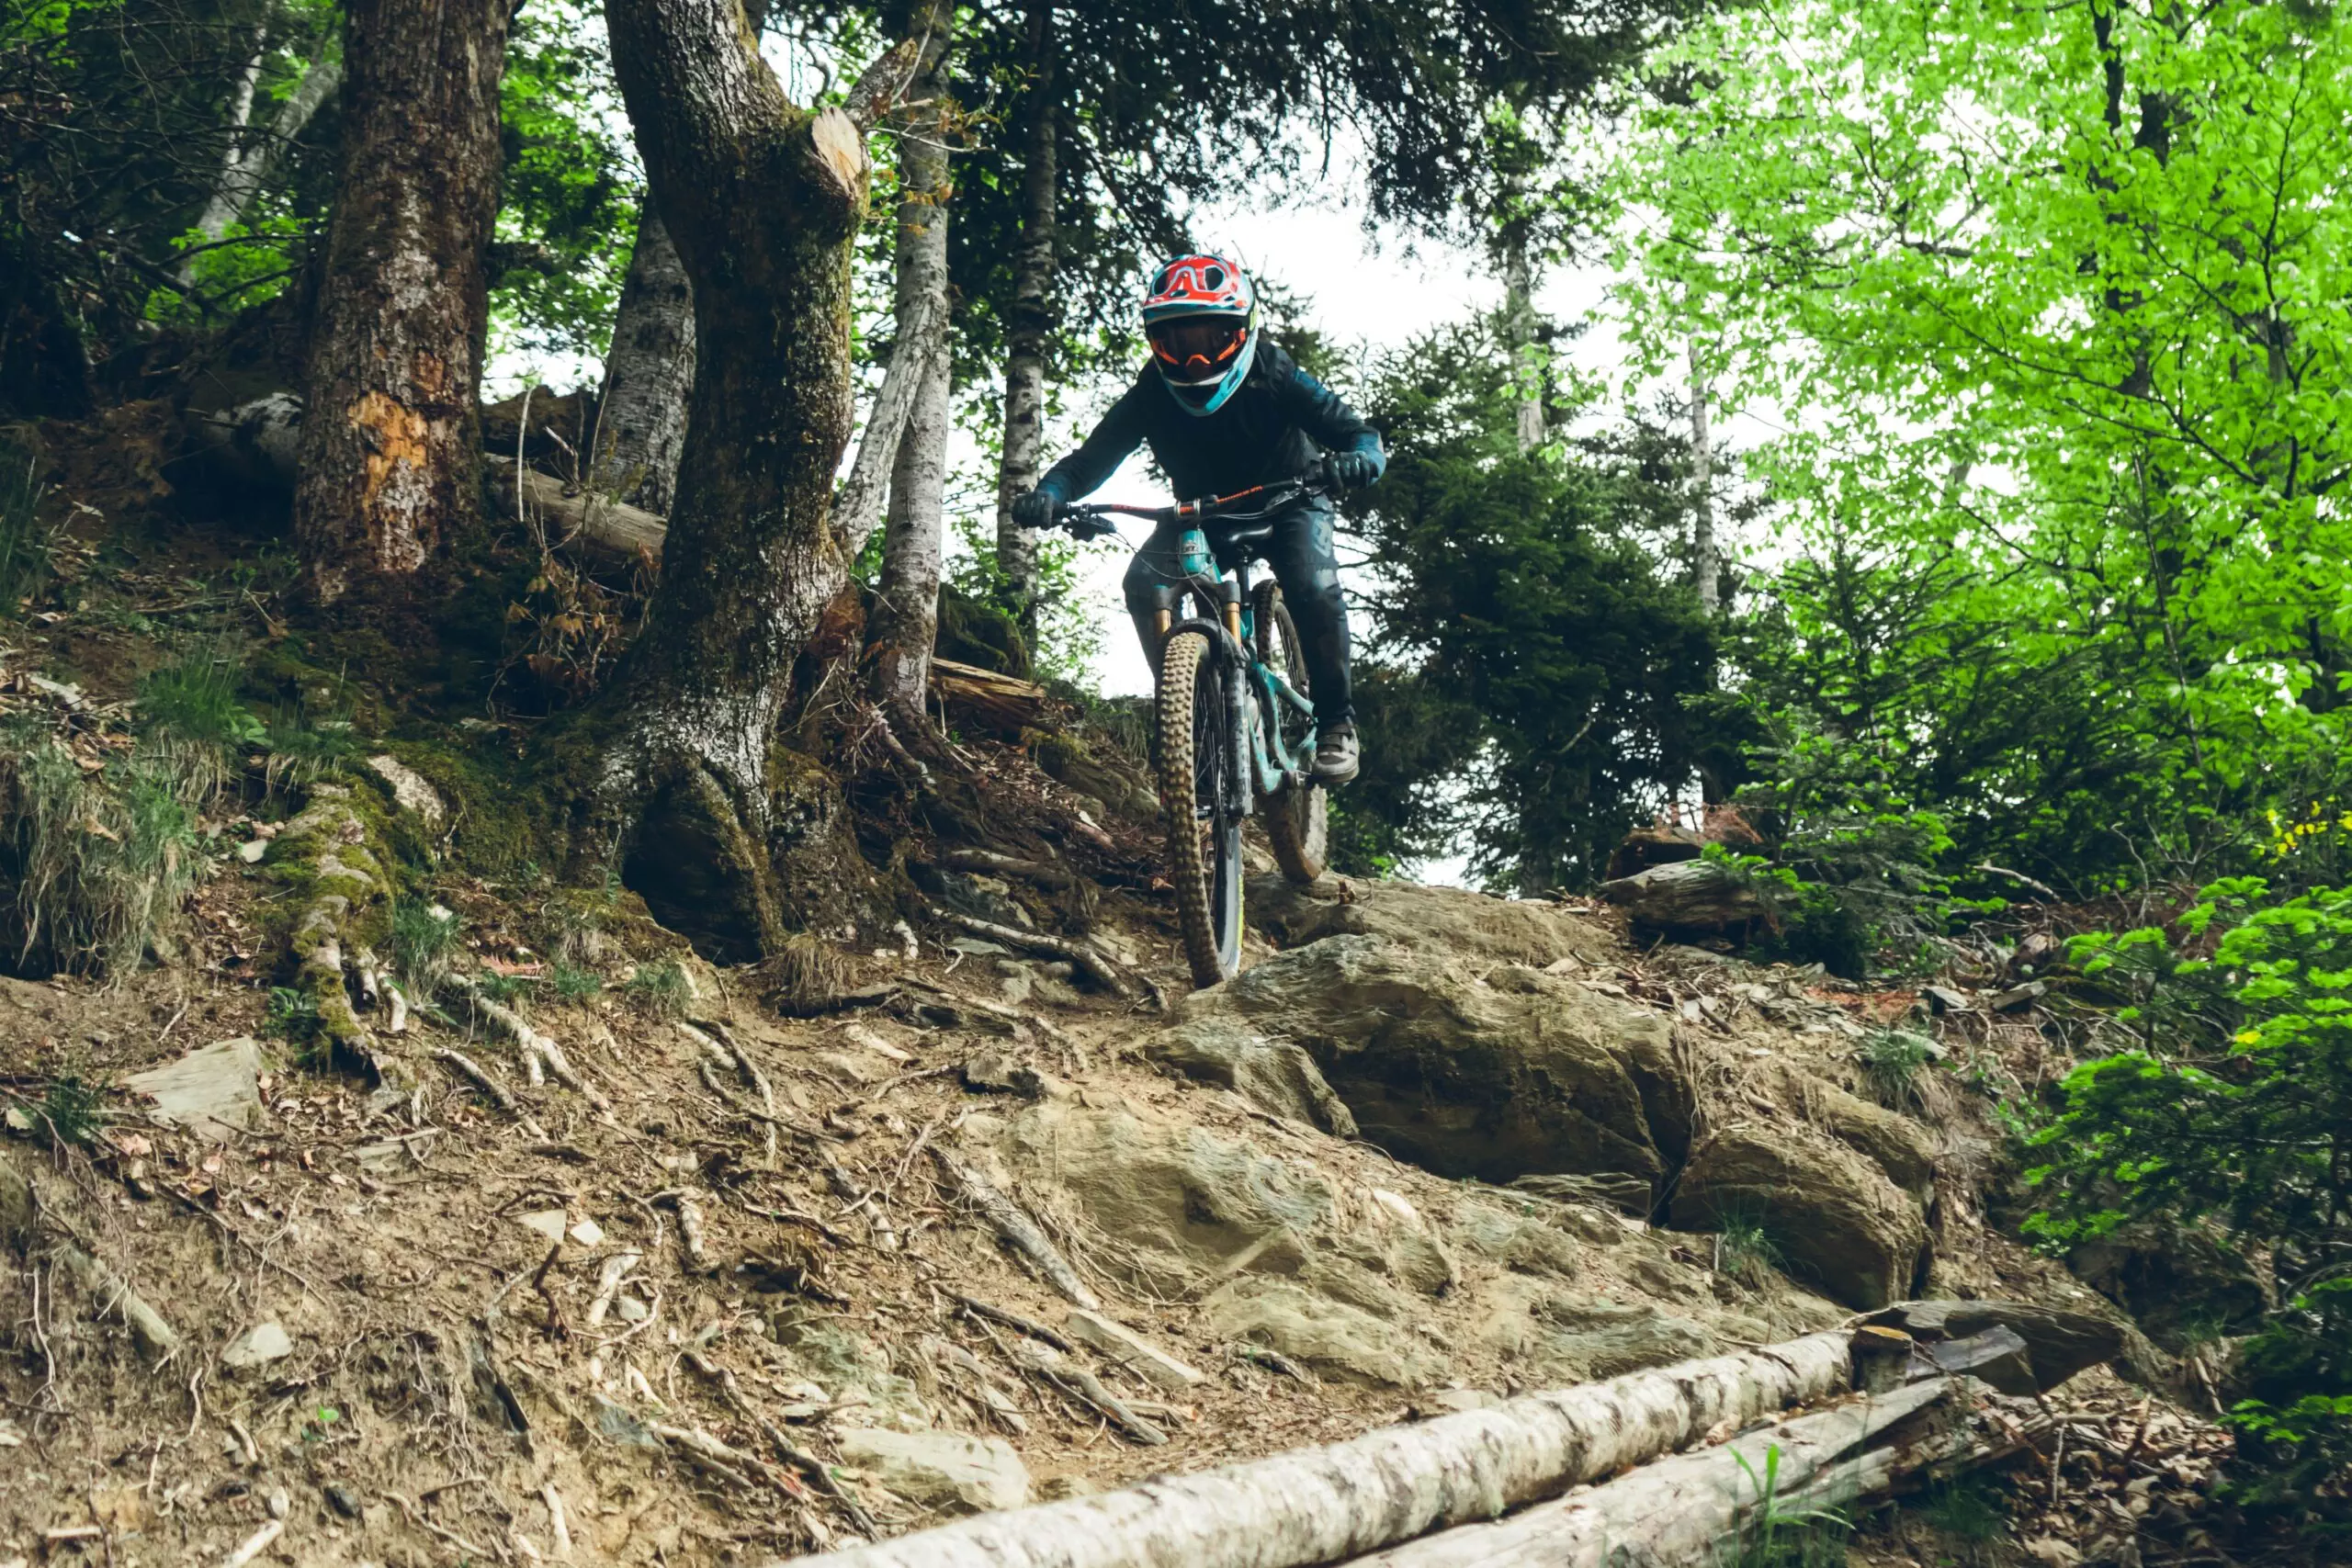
[
  {"xmin": 1327, "ymin": 450, "xmax": 1380, "ymax": 492},
  {"xmin": 1012, "ymin": 490, "xmax": 1059, "ymax": 529}
]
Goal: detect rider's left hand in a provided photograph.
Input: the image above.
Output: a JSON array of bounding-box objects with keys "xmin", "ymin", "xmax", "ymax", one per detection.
[{"xmin": 1327, "ymin": 451, "xmax": 1380, "ymax": 492}]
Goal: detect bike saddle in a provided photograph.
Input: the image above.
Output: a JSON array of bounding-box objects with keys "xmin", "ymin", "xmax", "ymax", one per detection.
[{"xmin": 1218, "ymin": 519, "xmax": 1278, "ymax": 548}]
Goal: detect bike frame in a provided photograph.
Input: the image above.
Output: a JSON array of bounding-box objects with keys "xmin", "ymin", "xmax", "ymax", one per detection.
[{"xmin": 1057, "ymin": 477, "xmax": 1328, "ymax": 822}]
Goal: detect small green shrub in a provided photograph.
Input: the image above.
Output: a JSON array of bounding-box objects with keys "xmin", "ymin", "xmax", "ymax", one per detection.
[
  {"xmin": 550, "ymin": 962, "xmax": 601, "ymax": 1001},
  {"xmin": 261, "ymin": 691, "xmax": 358, "ymax": 795},
  {"xmin": 1913, "ymin": 1471, "xmax": 2008, "ymax": 1541},
  {"xmin": 137, "ymin": 637, "xmax": 266, "ymax": 799},
  {"xmin": 0, "ymin": 433, "xmax": 51, "ymax": 617},
  {"xmin": 625, "ymin": 958, "xmax": 691, "ymax": 1018},
  {"xmin": 1712, "ymin": 1208, "xmax": 1785, "ymax": 1289},
  {"xmin": 2, "ymin": 735, "xmax": 204, "ymax": 978},
  {"xmin": 476, "ymin": 969, "xmax": 535, "ymax": 1006},
  {"xmin": 265, "ymin": 985, "xmax": 321, "ymax": 1046},
  {"xmin": 389, "ymin": 898, "xmax": 461, "ymax": 998},
  {"xmin": 1858, "ymin": 1029, "xmax": 1935, "ymax": 1112},
  {"xmin": 38, "ymin": 1073, "xmax": 104, "ymax": 1147},
  {"xmin": 1720, "ymin": 1443, "xmax": 1851, "ymax": 1567}
]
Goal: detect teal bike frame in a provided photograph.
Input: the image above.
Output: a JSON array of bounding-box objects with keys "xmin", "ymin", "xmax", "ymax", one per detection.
[{"xmin": 1057, "ymin": 471, "xmax": 1331, "ymax": 826}]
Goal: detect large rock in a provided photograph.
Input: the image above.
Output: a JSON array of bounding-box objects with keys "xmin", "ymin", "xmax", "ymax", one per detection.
[
  {"xmin": 1771, "ymin": 1066, "xmax": 1939, "ymax": 1200},
  {"xmin": 1246, "ymin": 877, "xmax": 1611, "ymax": 967},
  {"xmin": 1201, "ymin": 1277, "xmax": 1438, "ymax": 1387},
  {"xmin": 1537, "ymin": 1300, "xmax": 1718, "ymax": 1381},
  {"xmin": 124, "ymin": 1038, "xmax": 266, "ymax": 1142},
  {"xmin": 986, "ymin": 1103, "xmax": 1446, "ymax": 1311},
  {"xmin": 1146, "ymin": 1019, "xmax": 1358, "ymax": 1135},
  {"xmin": 1669, "ymin": 1121, "xmax": 1928, "ymax": 1311},
  {"xmin": 1860, "ymin": 1299, "xmax": 2129, "ymax": 1392},
  {"xmin": 1180, "ymin": 936, "xmax": 1684, "ymax": 1189},
  {"xmin": 1470, "ymin": 1279, "xmax": 1724, "ymax": 1383},
  {"xmin": 834, "ymin": 1427, "xmax": 1029, "ymax": 1514}
]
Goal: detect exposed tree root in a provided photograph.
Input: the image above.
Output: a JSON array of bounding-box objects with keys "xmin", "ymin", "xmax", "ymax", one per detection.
[
  {"xmin": 922, "ymin": 903, "xmax": 1139, "ymax": 1000},
  {"xmin": 930, "ymin": 1149, "xmax": 1099, "ymax": 1310}
]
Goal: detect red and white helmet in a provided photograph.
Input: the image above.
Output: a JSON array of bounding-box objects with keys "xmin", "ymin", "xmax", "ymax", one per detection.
[{"xmin": 1143, "ymin": 253, "xmax": 1258, "ymax": 416}]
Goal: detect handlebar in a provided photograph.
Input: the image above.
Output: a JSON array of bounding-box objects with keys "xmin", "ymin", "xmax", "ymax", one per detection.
[{"xmin": 1035, "ymin": 457, "xmax": 1342, "ymax": 540}]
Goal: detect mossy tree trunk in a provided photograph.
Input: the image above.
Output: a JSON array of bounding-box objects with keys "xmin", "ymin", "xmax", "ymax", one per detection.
[
  {"xmin": 292, "ymin": 0, "xmax": 508, "ymax": 604},
  {"xmin": 596, "ymin": 0, "xmax": 922, "ymax": 958}
]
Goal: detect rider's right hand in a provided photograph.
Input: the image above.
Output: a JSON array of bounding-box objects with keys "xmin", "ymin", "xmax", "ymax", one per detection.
[{"xmin": 1012, "ymin": 490, "xmax": 1059, "ymax": 530}]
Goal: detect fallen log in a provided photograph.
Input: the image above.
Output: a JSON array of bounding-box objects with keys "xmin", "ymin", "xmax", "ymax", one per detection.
[
  {"xmin": 770, "ymin": 1330, "xmax": 1853, "ymax": 1568},
  {"xmin": 932, "ymin": 657, "xmax": 1055, "ymax": 734},
  {"xmin": 1596, "ymin": 857, "xmax": 1770, "ymax": 932},
  {"xmin": 487, "ymin": 454, "xmax": 669, "ymax": 562},
  {"xmin": 1355, "ymin": 1375, "xmax": 2048, "ymax": 1567}
]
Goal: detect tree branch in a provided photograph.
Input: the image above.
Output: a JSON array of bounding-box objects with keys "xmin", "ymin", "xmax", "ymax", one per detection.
[{"xmin": 842, "ymin": 36, "xmax": 927, "ymax": 131}]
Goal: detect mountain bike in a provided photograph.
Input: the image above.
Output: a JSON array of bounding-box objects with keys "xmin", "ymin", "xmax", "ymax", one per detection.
[{"xmin": 1042, "ymin": 468, "xmax": 1335, "ymax": 988}]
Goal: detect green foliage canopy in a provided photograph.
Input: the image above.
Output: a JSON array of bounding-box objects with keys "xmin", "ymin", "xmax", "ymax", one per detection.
[
  {"xmin": 1616, "ymin": 0, "xmax": 2352, "ymax": 893},
  {"xmin": 1347, "ymin": 324, "xmax": 1719, "ymax": 888}
]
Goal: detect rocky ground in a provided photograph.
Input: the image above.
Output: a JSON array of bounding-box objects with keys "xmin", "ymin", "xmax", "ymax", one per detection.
[{"xmin": 0, "ymin": 824, "xmax": 2249, "ymax": 1567}]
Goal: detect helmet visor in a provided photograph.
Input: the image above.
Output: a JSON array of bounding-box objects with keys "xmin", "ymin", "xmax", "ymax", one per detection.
[{"xmin": 1149, "ymin": 318, "xmax": 1248, "ymax": 383}]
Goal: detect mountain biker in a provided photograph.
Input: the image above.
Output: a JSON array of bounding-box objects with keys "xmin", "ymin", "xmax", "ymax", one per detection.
[{"xmin": 1011, "ymin": 253, "xmax": 1384, "ymax": 784}]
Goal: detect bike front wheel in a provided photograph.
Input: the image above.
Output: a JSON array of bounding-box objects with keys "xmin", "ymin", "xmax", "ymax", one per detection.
[{"xmin": 1157, "ymin": 628, "xmax": 1243, "ymax": 988}]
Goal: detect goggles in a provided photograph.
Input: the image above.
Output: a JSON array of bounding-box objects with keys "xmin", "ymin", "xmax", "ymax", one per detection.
[{"xmin": 1149, "ymin": 317, "xmax": 1249, "ymax": 382}]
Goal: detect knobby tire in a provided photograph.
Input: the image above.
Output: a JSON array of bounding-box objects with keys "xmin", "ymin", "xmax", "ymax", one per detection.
[
  {"xmin": 1158, "ymin": 629, "xmax": 1241, "ymax": 988},
  {"xmin": 1253, "ymin": 581, "xmax": 1329, "ymax": 885}
]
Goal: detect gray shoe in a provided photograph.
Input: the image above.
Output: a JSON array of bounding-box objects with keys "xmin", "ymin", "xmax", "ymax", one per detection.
[{"xmin": 1312, "ymin": 723, "xmax": 1360, "ymax": 784}]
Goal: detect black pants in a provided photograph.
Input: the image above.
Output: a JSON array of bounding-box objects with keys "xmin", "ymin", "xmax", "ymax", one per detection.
[{"xmin": 1121, "ymin": 499, "xmax": 1353, "ymax": 727}]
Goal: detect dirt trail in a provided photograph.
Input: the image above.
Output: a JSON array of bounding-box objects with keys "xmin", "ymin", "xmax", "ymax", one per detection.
[{"xmin": 0, "ymin": 826, "xmax": 2220, "ymax": 1567}]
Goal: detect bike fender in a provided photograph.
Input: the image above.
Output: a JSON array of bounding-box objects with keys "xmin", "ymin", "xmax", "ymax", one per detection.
[{"xmin": 1166, "ymin": 616, "xmax": 1248, "ymax": 665}]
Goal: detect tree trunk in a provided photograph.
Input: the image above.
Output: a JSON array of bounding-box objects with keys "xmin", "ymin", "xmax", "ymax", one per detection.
[
  {"xmin": 831, "ymin": 290, "xmax": 941, "ymax": 556},
  {"xmin": 867, "ymin": 73, "xmax": 954, "ymax": 717},
  {"xmin": 1502, "ymin": 221, "xmax": 1544, "ymax": 454},
  {"xmin": 597, "ymin": 0, "xmax": 922, "ymax": 955},
  {"xmin": 184, "ymin": 46, "xmax": 342, "ymax": 282},
  {"xmin": 290, "ymin": 0, "xmax": 507, "ymax": 603},
  {"xmin": 1688, "ymin": 337, "xmax": 1718, "ymax": 614},
  {"xmin": 991, "ymin": 4, "xmax": 1057, "ymax": 637},
  {"xmin": 591, "ymin": 208, "xmax": 695, "ymax": 514},
  {"xmin": 775, "ymin": 1332, "xmax": 1854, "ymax": 1568}
]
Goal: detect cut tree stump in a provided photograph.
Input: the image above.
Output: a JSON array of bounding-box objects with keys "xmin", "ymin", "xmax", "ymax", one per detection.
[{"xmin": 1595, "ymin": 858, "xmax": 1770, "ymax": 932}]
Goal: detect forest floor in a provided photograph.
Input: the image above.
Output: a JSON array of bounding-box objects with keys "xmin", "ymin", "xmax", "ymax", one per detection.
[{"xmin": 0, "ymin": 426, "xmax": 2266, "ymax": 1567}]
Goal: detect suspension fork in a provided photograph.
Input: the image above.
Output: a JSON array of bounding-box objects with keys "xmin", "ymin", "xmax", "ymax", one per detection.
[{"xmin": 1221, "ymin": 579, "xmax": 1251, "ymax": 820}]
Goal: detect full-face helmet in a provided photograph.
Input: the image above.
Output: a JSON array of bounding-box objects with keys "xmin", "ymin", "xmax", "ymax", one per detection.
[{"xmin": 1143, "ymin": 253, "xmax": 1257, "ymax": 416}]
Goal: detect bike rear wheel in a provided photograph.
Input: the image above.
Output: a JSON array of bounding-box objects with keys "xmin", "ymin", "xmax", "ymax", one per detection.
[
  {"xmin": 1158, "ymin": 628, "xmax": 1243, "ymax": 987},
  {"xmin": 1252, "ymin": 581, "xmax": 1329, "ymax": 884}
]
